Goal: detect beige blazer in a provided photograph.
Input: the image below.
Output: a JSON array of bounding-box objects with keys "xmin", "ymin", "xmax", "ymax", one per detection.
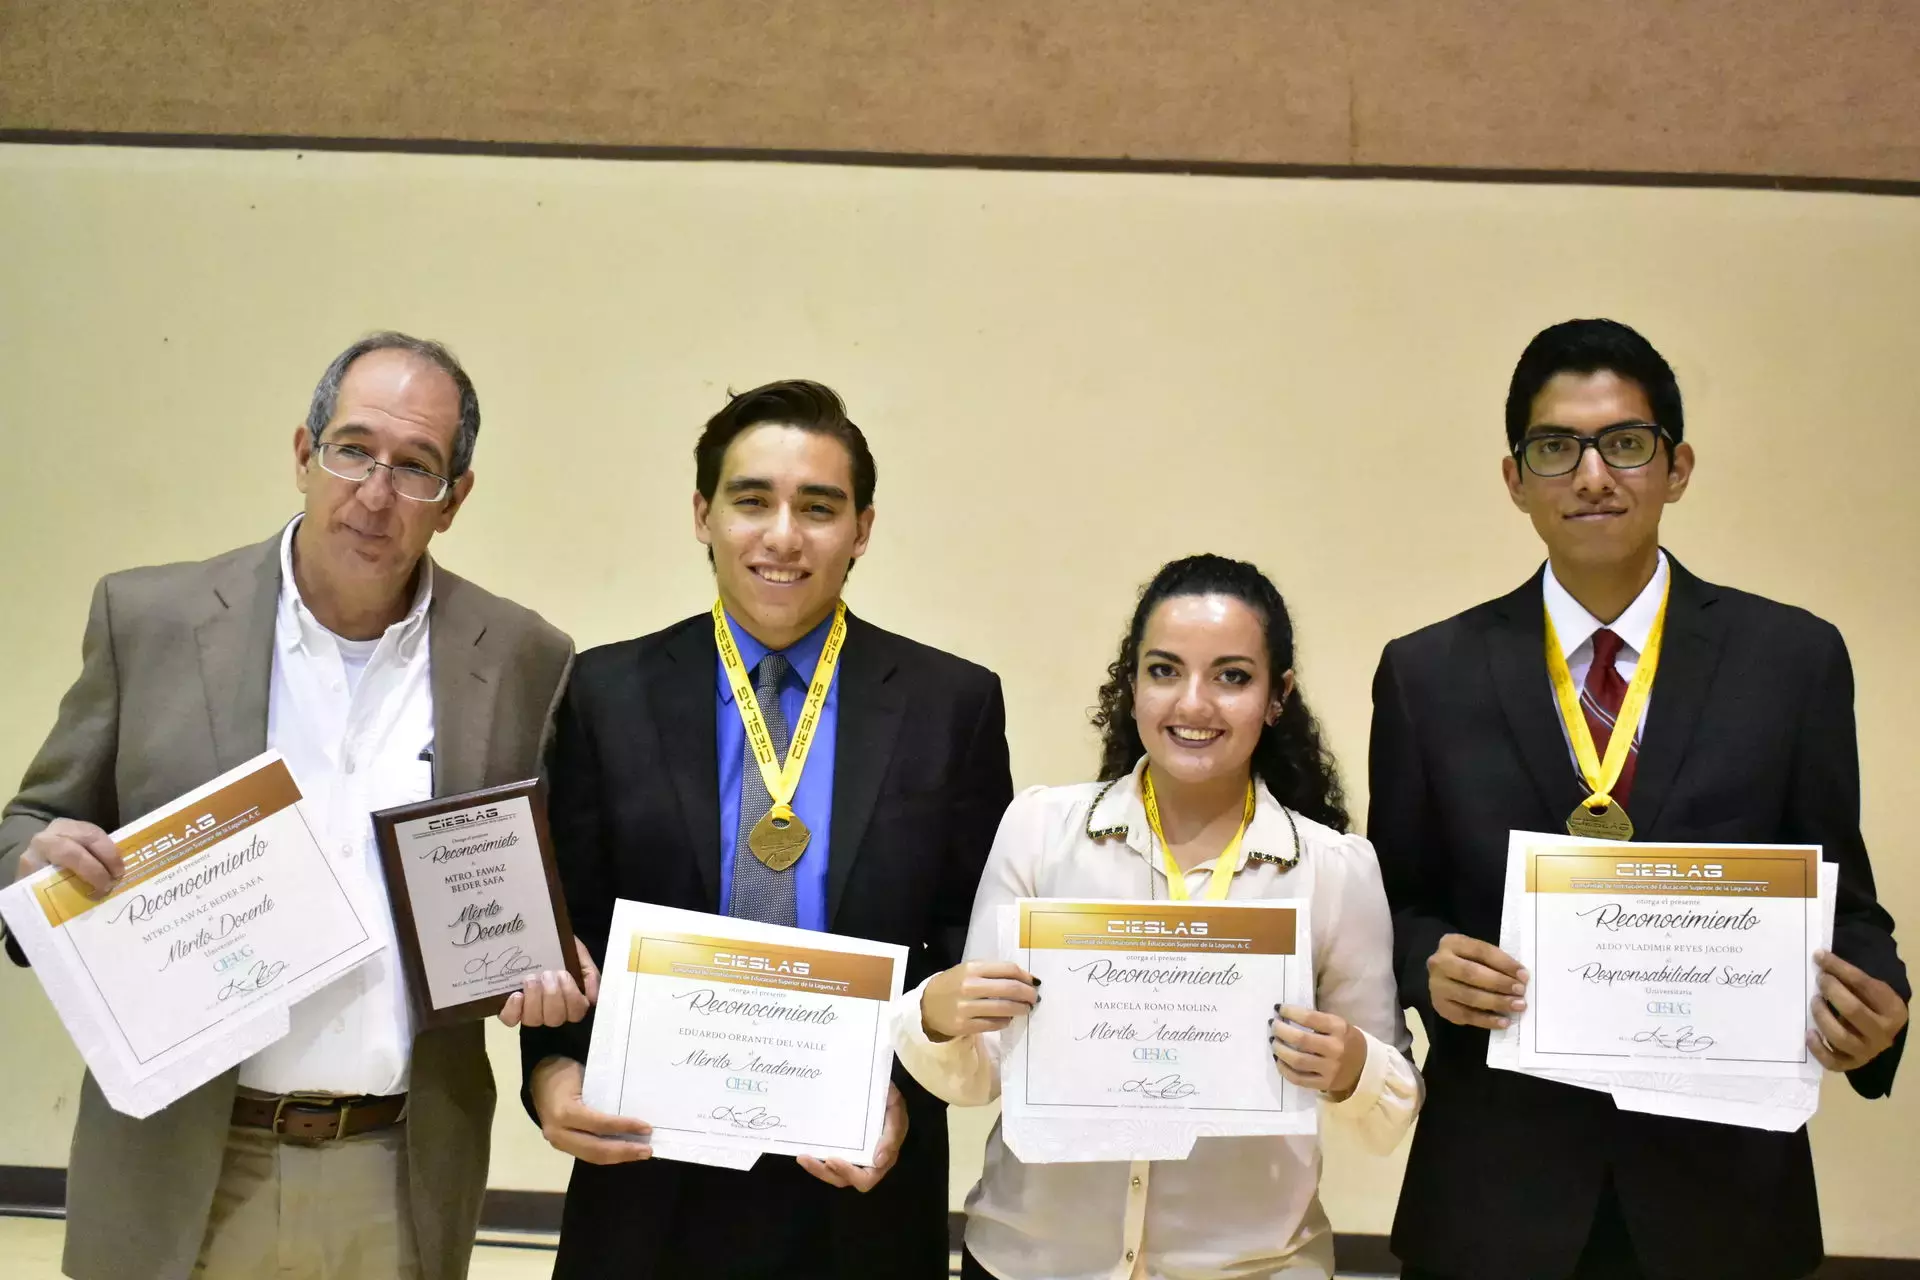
[{"xmin": 0, "ymin": 531, "xmax": 574, "ymax": 1280}]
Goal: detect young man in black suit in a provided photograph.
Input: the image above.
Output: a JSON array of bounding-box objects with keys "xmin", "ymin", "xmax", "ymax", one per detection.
[
  {"xmin": 520, "ymin": 380, "xmax": 1012, "ymax": 1278},
  {"xmin": 1370, "ymin": 319, "xmax": 1908, "ymax": 1280}
]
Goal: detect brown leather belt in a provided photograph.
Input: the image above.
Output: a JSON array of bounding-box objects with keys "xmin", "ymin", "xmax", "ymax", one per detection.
[{"xmin": 231, "ymin": 1091, "xmax": 408, "ymax": 1143}]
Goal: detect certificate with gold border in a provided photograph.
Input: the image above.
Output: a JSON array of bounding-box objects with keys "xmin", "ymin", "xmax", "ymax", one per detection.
[
  {"xmin": 0, "ymin": 751, "xmax": 386, "ymax": 1117},
  {"xmin": 1507, "ymin": 836, "xmax": 1826, "ymax": 1080},
  {"xmin": 1000, "ymin": 898, "xmax": 1316, "ymax": 1160},
  {"xmin": 581, "ymin": 901, "xmax": 907, "ymax": 1168}
]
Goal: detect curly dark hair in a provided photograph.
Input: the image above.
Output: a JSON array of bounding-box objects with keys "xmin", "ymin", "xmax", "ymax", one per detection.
[{"xmin": 1091, "ymin": 554, "xmax": 1350, "ymax": 832}]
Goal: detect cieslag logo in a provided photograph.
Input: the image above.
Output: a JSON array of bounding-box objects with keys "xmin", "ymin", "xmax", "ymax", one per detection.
[
  {"xmin": 427, "ymin": 807, "xmax": 501, "ymax": 831},
  {"xmin": 713, "ymin": 952, "xmax": 813, "ymax": 977},
  {"xmin": 1615, "ymin": 862, "xmax": 1724, "ymax": 879},
  {"xmin": 1107, "ymin": 919, "xmax": 1209, "ymax": 937},
  {"xmin": 126, "ymin": 814, "xmax": 217, "ymax": 866}
]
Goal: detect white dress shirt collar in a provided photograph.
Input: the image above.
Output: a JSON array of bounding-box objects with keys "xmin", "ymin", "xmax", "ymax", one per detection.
[
  {"xmin": 277, "ymin": 516, "xmax": 434, "ymax": 659},
  {"xmin": 1542, "ymin": 549, "xmax": 1669, "ymax": 661},
  {"xmin": 1084, "ymin": 756, "xmax": 1303, "ymax": 874}
]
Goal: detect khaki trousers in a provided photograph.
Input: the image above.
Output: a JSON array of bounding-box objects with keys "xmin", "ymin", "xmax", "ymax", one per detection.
[{"xmin": 192, "ymin": 1123, "xmax": 422, "ymax": 1279}]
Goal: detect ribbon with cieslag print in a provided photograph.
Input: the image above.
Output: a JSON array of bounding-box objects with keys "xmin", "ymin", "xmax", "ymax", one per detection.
[{"xmin": 372, "ymin": 779, "xmax": 581, "ymax": 1029}]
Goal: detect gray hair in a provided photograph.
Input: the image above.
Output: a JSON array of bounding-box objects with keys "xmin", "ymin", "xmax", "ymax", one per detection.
[{"xmin": 304, "ymin": 332, "xmax": 481, "ymax": 479}]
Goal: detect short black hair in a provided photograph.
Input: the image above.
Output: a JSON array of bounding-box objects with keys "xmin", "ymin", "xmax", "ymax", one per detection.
[
  {"xmin": 1505, "ymin": 319, "xmax": 1684, "ymax": 452},
  {"xmin": 694, "ymin": 379, "xmax": 876, "ymax": 511}
]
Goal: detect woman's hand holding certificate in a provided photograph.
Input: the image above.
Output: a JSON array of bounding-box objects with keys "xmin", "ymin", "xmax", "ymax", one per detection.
[
  {"xmin": 1269, "ymin": 1004, "xmax": 1364, "ymax": 1100},
  {"xmin": 921, "ymin": 960, "xmax": 1040, "ymax": 1040},
  {"xmin": 998, "ymin": 897, "xmax": 1316, "ymax": 1163}
]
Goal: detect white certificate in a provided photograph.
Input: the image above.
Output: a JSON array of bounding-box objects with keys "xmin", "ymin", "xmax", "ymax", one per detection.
[
  {"xmin": 0, "ymin": 752, "xmax": 386, "ymax": 1117},
  {"xmin": 1000, "ymin": 898, "xmax": 1314, "ymax": 1162},
  {"xmin": 583, "ymin": 901, "xmax": 907, "ymax": 1169},
  {"xmin": 1505, "ymin": 834, "xmax": 1825, "ymax": 1082}
]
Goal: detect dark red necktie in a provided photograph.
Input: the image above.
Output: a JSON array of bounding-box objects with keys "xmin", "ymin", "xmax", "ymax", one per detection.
[{"xmin": 1581, "ymin": 628, "xmax": 1639, "ymax": 807}]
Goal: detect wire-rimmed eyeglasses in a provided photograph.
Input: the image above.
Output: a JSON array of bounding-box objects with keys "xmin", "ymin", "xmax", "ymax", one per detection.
[{"xmin": 314, "ymin": 442, "xmax": 453, "ymax": 502}]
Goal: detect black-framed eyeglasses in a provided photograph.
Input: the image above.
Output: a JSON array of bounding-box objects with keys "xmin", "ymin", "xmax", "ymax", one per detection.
[
  {"xmin": 314, "ymin": 442, "xmax": 452, "ymax": 502},
  {"xmin": 1514, "ymin": 422, "xmax": 1670, "ymax": 478}
]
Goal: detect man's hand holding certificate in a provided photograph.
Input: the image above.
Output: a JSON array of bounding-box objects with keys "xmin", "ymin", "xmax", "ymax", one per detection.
[
  {"xmin": 582, "ymin": 901, "xmax": 906, "ymax": 1169},
  {"xmin": 1488, "ymin": 832, "xmax": 1839, "ymax": 1129},
  {"xmin": 998, "ymin": 898, "xmax": 1314, "ymax": 1162},
  {"xmin": 0, "ymin": 752, "xmax": 385, "ymax": 1118}
]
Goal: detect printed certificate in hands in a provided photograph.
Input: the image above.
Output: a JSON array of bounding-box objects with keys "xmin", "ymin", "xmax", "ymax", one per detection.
[
  {"xmin": 0, "ymin": 752, "xmax": 385, "ymax": 1118},
  {"xmin": 582, "ymin": 901, "xmax": 907, "ymax": 1169},
  {"xmin": 1000, "ymin": 899, "xmax": 1315, "ymax": 1163},
  {"xmin": 1490, "ymin": 832, "xmax": 1833, "ymax": 1130}
]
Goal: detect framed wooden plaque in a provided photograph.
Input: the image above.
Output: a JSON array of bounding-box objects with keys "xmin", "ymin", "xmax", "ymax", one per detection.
[{"xmin": 372, "ymin": 778, "xmax": 581, "ymax": 1028}]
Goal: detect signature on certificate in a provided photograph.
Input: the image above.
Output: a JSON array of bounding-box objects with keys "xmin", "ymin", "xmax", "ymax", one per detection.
[
  {"xmin": 216, "ymin": 959, "xmax": 289, "ymax": 1002},
  {"xmin": 709, "ymin": 1105, "xmax": 785, "ymax": 1131},
  {"xmin": 464, "ymin": 946, "xmax": 541, "ymax": 982},
  {"xmin": 1623, "ymin": 1025, "xmax": 1717, "ymax": 1053},
  {"xmin": 1119, "ymin": 1074, "xmax": 1199, "ymax": 1100}
]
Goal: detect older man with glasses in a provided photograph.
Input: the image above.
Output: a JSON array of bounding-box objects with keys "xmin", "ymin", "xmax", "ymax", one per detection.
[
  {"xmin": 1, "ymin": 331, "xmax": 588, "ymax": 1280},
  {"xmin": 1366, "ymin": 317, "xmax": 1908, "ymax": 1280}
]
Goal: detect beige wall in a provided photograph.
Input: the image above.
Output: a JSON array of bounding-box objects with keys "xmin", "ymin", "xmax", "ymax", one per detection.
[{"xmin": 0, "ymin": 144, "xmax": 1915, "ymax": 1254}]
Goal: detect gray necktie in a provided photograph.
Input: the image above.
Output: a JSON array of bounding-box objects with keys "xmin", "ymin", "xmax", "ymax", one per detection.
[{"xmin": 728, "ymin": 652, "xmax": 798, "ymax": 926}]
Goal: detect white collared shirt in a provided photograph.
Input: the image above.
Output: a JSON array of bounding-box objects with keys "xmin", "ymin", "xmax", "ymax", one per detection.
[
  {"xmin": 1541, "ymin": 549, "xmax": 1669, "ymax": 744},
  {"xmin": 893, "ymin": 759, "xmax": 1421, "ymax": 1280},
  {"xmin": 237, "ymin": 518, "xmax": 435, "ymax": 1097}
]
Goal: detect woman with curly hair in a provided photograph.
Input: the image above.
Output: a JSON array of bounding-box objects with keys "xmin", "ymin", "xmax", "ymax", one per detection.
[{"xmin": 894, "ymin": 553, "xmax": 1420, "ymax": 1280}]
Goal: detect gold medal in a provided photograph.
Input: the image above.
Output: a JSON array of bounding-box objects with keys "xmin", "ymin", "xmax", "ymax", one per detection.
[
  {"xmin": 714, "ymin": 601, "xmax": 847, "ymax": 874},
  {"xmin": 1565, "ymin": 798, "xmax": 1634, "ymax": 841},
  {"xmin": 747, "ymin": 805, "xmax": 811, "ymax": 871},
  {"xmin": 1543, "ymin": 578, "xmax": 1669, "ymax": 843}
]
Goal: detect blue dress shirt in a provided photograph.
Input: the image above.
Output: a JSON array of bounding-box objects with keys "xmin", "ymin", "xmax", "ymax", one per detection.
[{"xmin": 716, "ymin": 610, "xmax": 839, "ymax": 931}]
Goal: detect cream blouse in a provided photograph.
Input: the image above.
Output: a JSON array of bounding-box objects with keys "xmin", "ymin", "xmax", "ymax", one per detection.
[{"xmin": 893, "ymin": 759, "xmax": 1421, "ymax": 1280}]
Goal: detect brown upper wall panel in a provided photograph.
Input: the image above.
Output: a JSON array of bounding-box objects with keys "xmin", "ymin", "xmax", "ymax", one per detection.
[{"xmin": 2, "ymin": 0, "xmax": 1916, "ymax": 182}]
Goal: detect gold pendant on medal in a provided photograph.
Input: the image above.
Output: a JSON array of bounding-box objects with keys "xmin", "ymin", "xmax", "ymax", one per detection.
[
  {"xmin": 748, "ymin": 808, "xmax": 811, "ymax": 871},
  {"xmin": 1566, "ymin": 798, "xmax": 1634, "ymax": 841}
]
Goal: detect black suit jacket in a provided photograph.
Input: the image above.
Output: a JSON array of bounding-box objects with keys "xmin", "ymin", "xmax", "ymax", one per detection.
[
  {"xmin": 1370, "ymin": 556, "xmax": 1906, "ymax": 1280},
  {"xmin": 521, "ymin": 610, "xmax": 1012, "ymax": 1279}
]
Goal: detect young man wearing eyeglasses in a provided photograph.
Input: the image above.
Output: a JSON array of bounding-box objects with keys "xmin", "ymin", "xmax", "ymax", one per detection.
[
  {"xmin": 0, "ymin": 332, "xmax": 586, "ymax": 1280},
  {"xmin": 1368, "ymin": 318, "xmax": 1907, "ymax": 1280}
]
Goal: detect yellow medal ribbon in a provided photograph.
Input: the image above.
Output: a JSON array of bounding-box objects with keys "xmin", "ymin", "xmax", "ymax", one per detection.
[
  {"xmin": 1141, "ymin": 767, "xmax": 1257, "ymax": 901},
  {"xmin": 713, "ymin": 600, "xmax": 848, "ymax": 860},
  {"xmin": 1542, "ymin": 577, "xmax": 1669, "ymax": 839}
]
